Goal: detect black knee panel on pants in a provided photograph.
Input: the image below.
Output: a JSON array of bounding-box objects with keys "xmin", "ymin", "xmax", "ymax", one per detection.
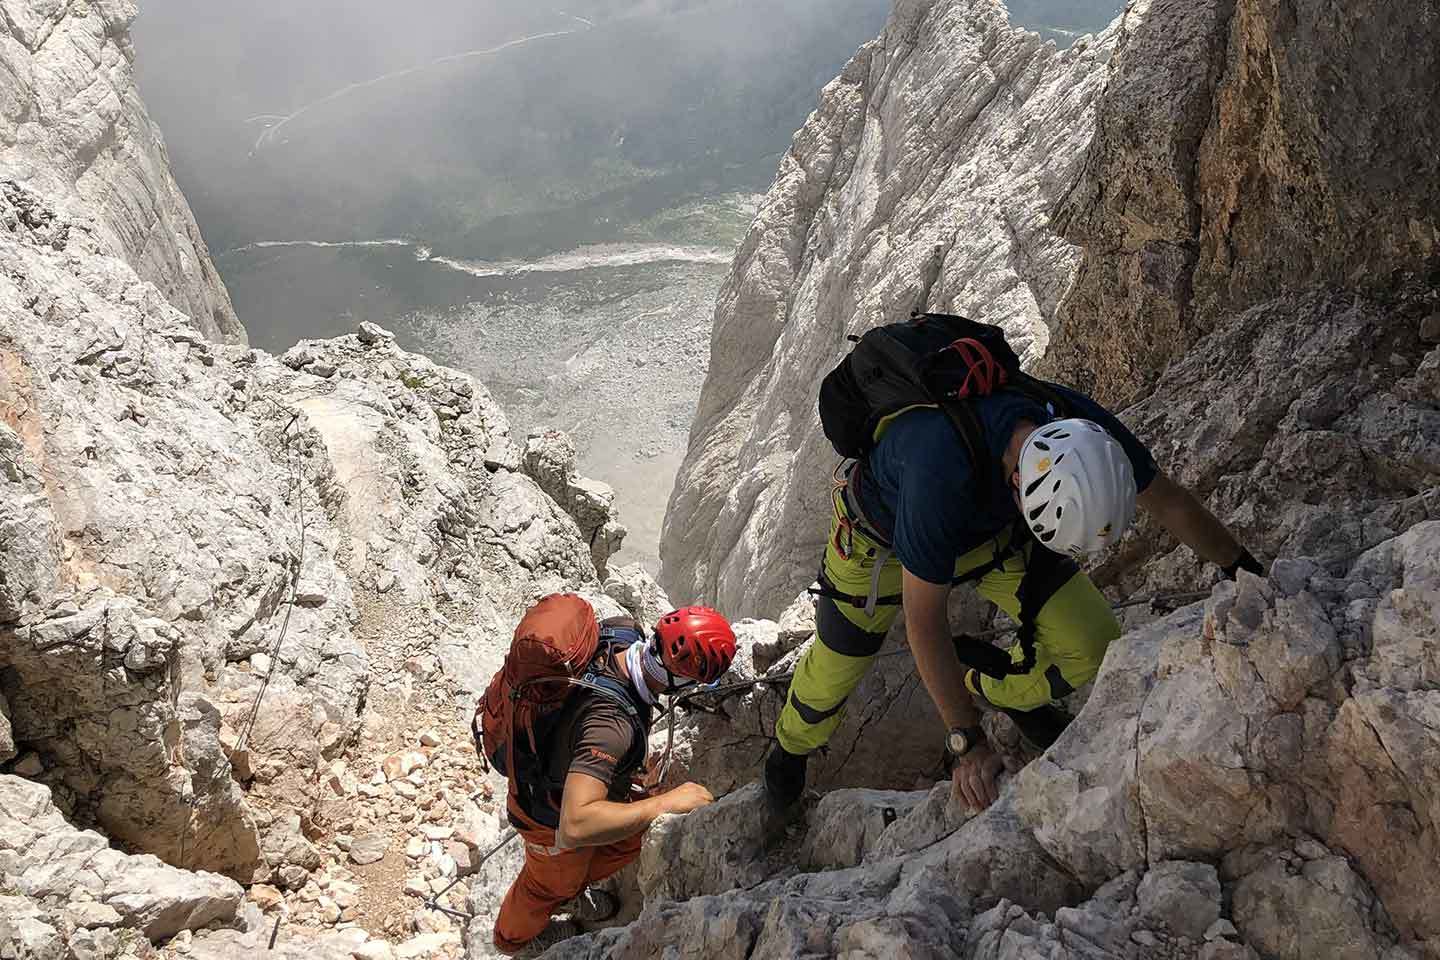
[{"xmin": 815, "ymin": 596, "xmax": 889, "ymax": 658}]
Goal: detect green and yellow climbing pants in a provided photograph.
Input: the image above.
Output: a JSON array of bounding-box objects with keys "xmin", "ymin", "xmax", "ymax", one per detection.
[{"xmin": 774, "ymin": 481, "xmax": 1121, "ymax": 756}]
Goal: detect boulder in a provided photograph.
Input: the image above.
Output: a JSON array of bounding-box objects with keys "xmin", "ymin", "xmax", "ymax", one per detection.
[{"xmin": 0, "ymin": 775, "xmax": 243, "ymax": 939}]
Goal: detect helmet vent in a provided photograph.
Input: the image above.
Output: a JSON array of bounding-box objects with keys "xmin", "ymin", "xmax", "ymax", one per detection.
[
  {"xmin": 1055, "ymin": 506, "xmax": 1063, "ymax": 518},
  {"xmin": 1024, "ymin": 472, "xmax": 1051, "ymax": 497},
  {"xmin": 1028, "ymin": 503, "xmax": 1047, "ymax": 521},
  {"xmin": 1039, "ymin": 529, "xmax": 1058, "ymax": 543},
  {"xmin": 1032, "ymin": 440, "xmax": 1051, "ymax": 452}
]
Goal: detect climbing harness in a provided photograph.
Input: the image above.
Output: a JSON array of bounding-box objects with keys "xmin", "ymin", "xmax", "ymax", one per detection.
[{"xmin": 807, "ymin": 460, "xmax": 1065, "ymax": 676}]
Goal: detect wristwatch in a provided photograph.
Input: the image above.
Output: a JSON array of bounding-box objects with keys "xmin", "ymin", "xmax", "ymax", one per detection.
[{"xmin": 945, "ymin": 726, "xmax": 987, "ymax": 758}]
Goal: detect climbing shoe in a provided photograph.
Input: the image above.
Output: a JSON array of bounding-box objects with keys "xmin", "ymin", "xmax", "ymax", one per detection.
[
  {"xmin": 562, "ymin": 886, "xmax": 620, "ymax": 927},
  {"xmin": 513, "ymin": 919, "xmax": 585, "ymax": 959},
  {"xmin": 763, "ymin": 742, "xmax": 808, "ymax": 815}
]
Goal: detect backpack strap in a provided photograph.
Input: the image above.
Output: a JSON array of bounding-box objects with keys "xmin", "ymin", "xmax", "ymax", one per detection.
[
  {"xmin": 505, "ymin": 654, "xmax": 652, "ymax": 827},
  {"xmin": 598, "ymin": 623, "xmax": 646, "ymax": 647},
  {"xmin": 1010, "ymin": 371, "xmax": 1072, "ymax": 421},
  {"xmin": 936, "ymin": 395, "xmax": 997, "ymax": 502},
  {"xmin": 936, "ymin": 374, "xmax": 1073, "ymax": 503},
  {"xmin": 574, "ymin": 669, "xmax": 652, "ymax": 780}
]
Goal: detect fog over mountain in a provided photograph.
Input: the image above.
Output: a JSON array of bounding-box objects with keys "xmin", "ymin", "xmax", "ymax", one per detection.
[
  {"xmin": 132, "ymin": 0, "xmax": 891, "ymax": 259},
  {"xmin": 133, "ymin": 0, "xmax": 1121, "ymax": 260}
]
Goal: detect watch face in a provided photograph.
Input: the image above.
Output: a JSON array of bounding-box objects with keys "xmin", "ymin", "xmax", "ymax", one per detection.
[{"xmin": 947, "ymin": 731, "xmax": 969, "ymax": 756}]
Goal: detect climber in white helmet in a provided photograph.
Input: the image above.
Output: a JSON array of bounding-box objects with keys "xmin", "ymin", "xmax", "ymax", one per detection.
[{"xmin": 765, "ymin": 314, "xmax": 1263, "ymax": 822}]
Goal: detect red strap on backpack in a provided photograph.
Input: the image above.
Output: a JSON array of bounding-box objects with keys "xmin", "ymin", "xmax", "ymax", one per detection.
[{"xmin": 945, "ymin": 338, "xmax": 1008, "ymax": 398}]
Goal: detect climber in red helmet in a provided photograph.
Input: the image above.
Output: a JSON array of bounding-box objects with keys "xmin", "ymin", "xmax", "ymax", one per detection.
[{"xmin": 491, "ymin": 602, "xmax": 737, "ymax": 958}]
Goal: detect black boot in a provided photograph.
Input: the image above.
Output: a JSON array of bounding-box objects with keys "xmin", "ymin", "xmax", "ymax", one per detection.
[
  {"xmin": 763, "ymin": 742, "xmax": 808, "ymax": 815},
  {"xmin": 1001, "ymin": 704, "xmax": 1074, "ymax": 751}
]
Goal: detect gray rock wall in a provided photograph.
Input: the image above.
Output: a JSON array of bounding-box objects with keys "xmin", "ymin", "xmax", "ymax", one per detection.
[
  {"xmin": 1040, "ymin": 0, "xmax": 1440, "ymax": 404},
  {"xmin": 0, "ymin": 172, "xmax": 622, "ymax": 912},
  {"xmin": 628, "ymin": 0, "xmax": 1440, "ymax": 956},
  {"xmin": 0, "ymin": 0, "xmax": 243, "ymax": 343},
  {"xmin": 1098, "ymin": 284, "xmax": 1440, "ymax": 599},
  {"xmin": 545, "ymin": 523, "xmax": 1440, "ymax": 959},
  {"xmin": 0, "ymin": 774, "xmax": 243, "ymax": 940}
]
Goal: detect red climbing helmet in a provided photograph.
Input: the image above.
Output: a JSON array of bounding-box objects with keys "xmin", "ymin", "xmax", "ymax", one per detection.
[{"xmin": 653, "ymin": 606, "xmax": 736, "ymax": 685}]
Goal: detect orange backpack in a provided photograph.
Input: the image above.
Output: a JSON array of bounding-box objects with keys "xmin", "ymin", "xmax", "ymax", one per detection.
[
  {"xmin": 475, "ymin": 594, "xmax": 649, "ymax": 817},
  {"xmin": 475, "ymin": 593, "xmax": 603, "ymax": 775}
]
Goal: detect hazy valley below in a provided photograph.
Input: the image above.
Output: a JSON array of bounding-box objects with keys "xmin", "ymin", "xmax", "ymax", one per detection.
[{"xmin": 7, "ymin": 0, "xmax": 1433, "ymax": 956}]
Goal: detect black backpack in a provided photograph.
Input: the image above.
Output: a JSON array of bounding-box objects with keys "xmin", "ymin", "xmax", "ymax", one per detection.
[{"xmin": 818, "ymin": 312, "xmax": 1069, "ymax": 497}]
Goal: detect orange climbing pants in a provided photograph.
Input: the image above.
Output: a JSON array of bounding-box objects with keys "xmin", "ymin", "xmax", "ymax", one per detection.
[{"xmin": 492, "ymin": 799, "xmax": 642, "ymax": 954}]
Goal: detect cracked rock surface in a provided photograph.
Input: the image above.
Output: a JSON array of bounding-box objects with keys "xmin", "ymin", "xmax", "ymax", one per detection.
[
  {"xmin": 0, "ymin": 773, "xmax": 243, "ymax": 940},
  {"xmin": 6, "ymin": 0, "xmax": 1440, "ymax": 957},
  {"xmin": 1, "ymin": 166, "xmax": 643, "ymax": 954},
  {"xmin": 1041, "ymin": 0, "xmax": 1440, "ymax": 407},
  {"xmin": 627, "ymin": 0, "xmax": 1440, "ymax": 957}
]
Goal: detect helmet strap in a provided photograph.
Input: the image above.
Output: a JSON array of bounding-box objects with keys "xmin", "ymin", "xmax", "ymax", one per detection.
[{"xmin": 649, "ymin": 635, "xmax": 702, "ymax": 695}]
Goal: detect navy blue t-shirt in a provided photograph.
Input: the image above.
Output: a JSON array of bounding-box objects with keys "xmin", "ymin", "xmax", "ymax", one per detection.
[{"xmin": 853, "ymin": 385, "xmax": 1159, "ymax": 584}]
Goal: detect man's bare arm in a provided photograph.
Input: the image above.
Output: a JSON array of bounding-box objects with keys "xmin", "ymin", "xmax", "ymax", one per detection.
[
  {"xmin": 903, "ymin": 570, "xmax": 1004, "ymax": 810},
  {"xmin": 902, "ymin": 570, "xmax": 980, "ymax": 729},
  {"xmin": 1137, "ymin": 471, "xmax": 1254, "ymax": 571},
  {"xmin": 556, "ymin": 773, "xmax": 712, "ymax": 850}
]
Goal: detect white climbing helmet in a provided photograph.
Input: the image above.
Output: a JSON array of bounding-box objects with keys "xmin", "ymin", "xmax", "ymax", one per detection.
[{"xmin": 1017, "ymin": 418, "xmax": 1136, "ymax": 557}]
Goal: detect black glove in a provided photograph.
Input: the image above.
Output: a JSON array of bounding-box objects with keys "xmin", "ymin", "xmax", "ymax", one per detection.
[{"xmin": 1222, "ymin": 548, "xmax": 1264, "ymax": 580}]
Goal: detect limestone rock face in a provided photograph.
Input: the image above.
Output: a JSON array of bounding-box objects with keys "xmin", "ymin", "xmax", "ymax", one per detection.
[
  {"xmin": 603, "ymin": 562, "xmax": 674, "ymax": 626},
  {"xmin": 1098, "ymin": 285, "xmax": 1440, "ymax": 602},
  {"xmin": 636, "ymin": 785, "xmax": 775, "ymax": 903},
  {"xmin": 0, "ymin": 2, "xmax": 241, "ymax": 342},
  {"xmin": 0, "ymin": 416, "xmax": 59, "ymax": 621},
  {"xmin": 523, "ymin": 429, "xmax": 627, "ymax": 578},
  {"xmin": 0, "ymin": 774, "xmax": 243, "ymax": 939},
  {"xmin": 0, "ymin": 689, "xmax": 14, "ymax": 764},
  {"xmin": 799, "ymin": 787, "xmax": 932, "ymax": 871},
  {"xmin": 0, "ymin": 177, "xmax": 617, "ymax": 895},
  {"xmin": 3, "ymin": 589, "xmax": 262, "ymax": 878},
  {"xmin": 1041, "ymin": 0, "xmax": 1440, "ymax": 405},
  {"xmin": 0, "ymin": 896, "xmax": 65, "ymax": 960},
  {"xmin": 659, "ymin": 0, "xmax": 1118, "ymax": 618},
  {"xmin": 1230, "ymin": 844, "xmax": 1401, "ymax": 960}
]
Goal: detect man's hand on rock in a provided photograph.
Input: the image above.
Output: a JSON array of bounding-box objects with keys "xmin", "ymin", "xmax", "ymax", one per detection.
[
  {"xmin": 662, "ymin": 781, "xmax": 715, "ymax": 815},
  {"xmin": 950, "ymin": 745, "xmax": 1004, "ymax": 813}
]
